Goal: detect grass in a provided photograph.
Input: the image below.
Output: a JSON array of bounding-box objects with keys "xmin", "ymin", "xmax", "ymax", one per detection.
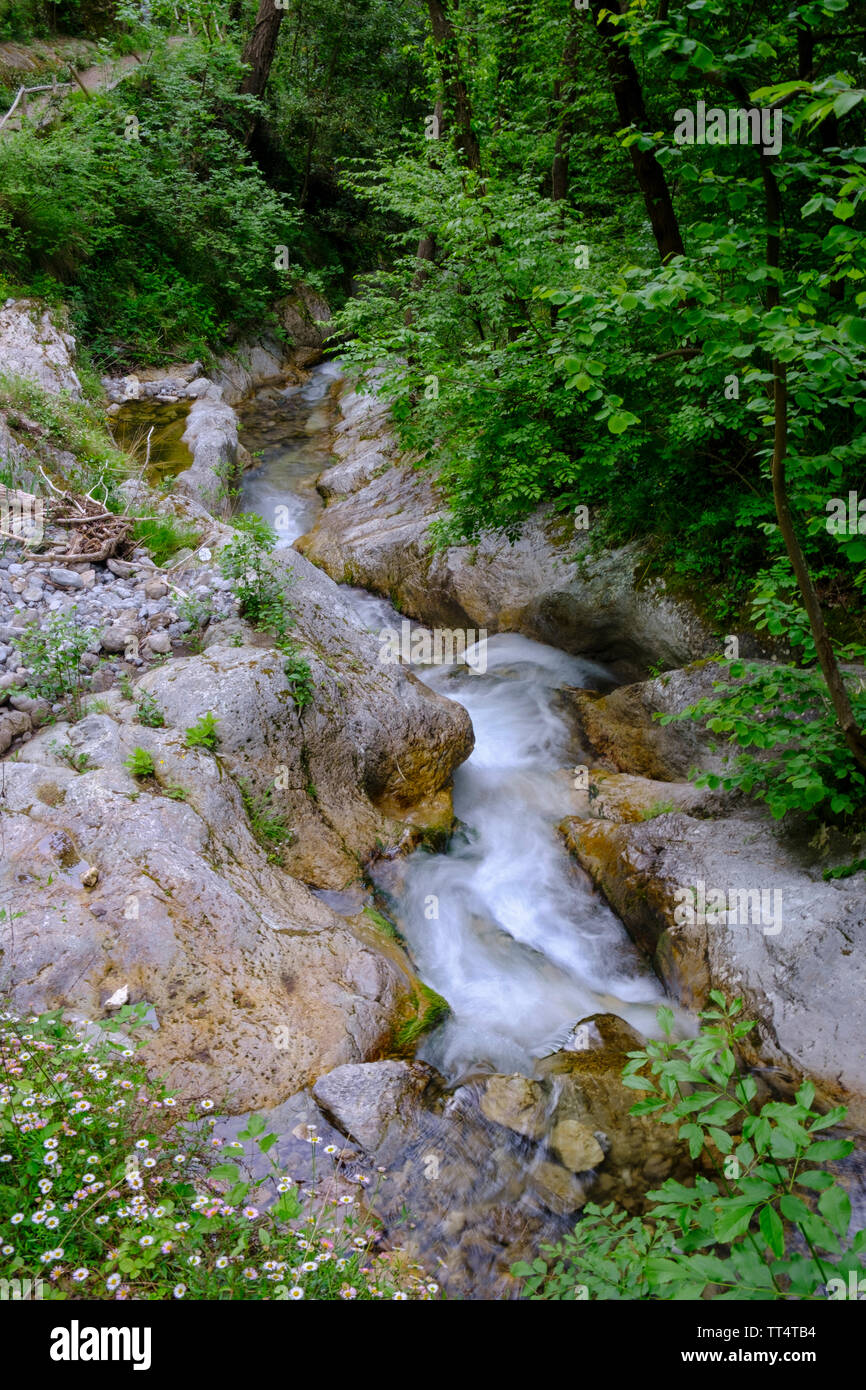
[
  {"xmin": 238, "ymin": 779, "xmax": 294, "ymax": 862},
  {"xmin": 131, "ymin": 515, "xmax": 201, "ymax": 568},
  {"xmin": 640, "ymin": 799, "xmax": 675, "ymax": 821}
]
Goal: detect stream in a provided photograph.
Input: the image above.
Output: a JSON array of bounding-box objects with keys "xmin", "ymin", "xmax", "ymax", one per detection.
[{"xmin": 239, "ymin": 363, "xmax": 663, "ymax": 1079}]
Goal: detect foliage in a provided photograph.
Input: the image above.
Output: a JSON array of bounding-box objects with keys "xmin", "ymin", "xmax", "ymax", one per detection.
[
  {"xmin": 513, "ymin": 996, "xmax": 866, "ymax": 1301},
  {"xmin": 184, "ymin": 711, "xmax": 219, "ymax": 751},
  {"xmin": 134, "ymin": 690, "xmax": 165, "ymax": 728},
  {"xmin": 662, "ymin": 658, "xmax": 866, "ymax": 821},
  {"xmin": 123, "ymin": 746, "xmax": 155, "ymax": 778},
  {"xmin": 0, "ymin": 1006, "xmax": 439, "ymax": 1300},
  {"xmin": 131, "ymin": 514, "xmax": 201, "ymax": 567},
  {"xmin": 237, "ymin": 778, "xmax": 294, "ymax": 863},
  {"xmin": 218, "ymin": 515, "xmax": 314, "ymax": 710},
  {"xmin": 15, "ymin": 611, "xmax": 99, "ymax": 719}
]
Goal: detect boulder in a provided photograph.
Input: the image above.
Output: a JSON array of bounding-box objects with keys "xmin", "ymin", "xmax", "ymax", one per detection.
[
  {"xmin": 0, "ymin": 300, "xmax": 82, "ymax": 399},
  {"xmin": 296, "ymin": 383, "xmax": 721, "ymax": 680}
]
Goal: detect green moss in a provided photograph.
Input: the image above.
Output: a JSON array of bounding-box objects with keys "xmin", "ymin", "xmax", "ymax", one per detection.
[
  {"xmin": 393, "ymin": 984, "xmax": 450, "ymax": 1049},
  {"xmin": 362, "ymin": 905, "xmax": 403, "ymax": 943}
]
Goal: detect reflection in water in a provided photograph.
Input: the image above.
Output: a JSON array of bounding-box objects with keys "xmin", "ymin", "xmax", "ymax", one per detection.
[{"xmin": 238, "ymin": 360, "xmax": 342, "ymax": 547}]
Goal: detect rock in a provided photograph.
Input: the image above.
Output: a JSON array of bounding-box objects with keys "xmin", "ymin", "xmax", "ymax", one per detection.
[
  {"xmin": 312, "ymin": 1059, "xmax": 432, "ymax": 1153},
  {"xmin": 139, "ymin": 550, "xmax": 473, "ymax": 888},
  {"xmin": 0, "ymin": 708, "xmax": 30, "ymax": 753},
  {"xmin": 296, "ymin": 382, "xmax": 721, "ymax": 681},
  {"xmin": 48, "ymin": 567, "xmax": 85, "ymax": 590},
  {"xmin": 145, "ymin": 631, "xmax": 171, "ymax": 655},
  {"xmin": 104, "ymin": 984, "xmax": 128, "ymax": 1009},
  {"xmin": 549, "ymin": 1118, "xmax": 605, "ymax": 1172},
  {"xmin": 0, "ymin": 301, "xmax": 82, "ymax": 399},
  {"xmin": 563, "ymin": 809, "xmax": 866, "ymax": 1123},
  {"xmin": 0, "ymin": 728, "xmax": 430, "ymax": 1110},
  {"xmin": 80, "ymin": 865, "xmax": 99, "ymax": 888},
  {"xmin": 528, "ymin": 1160, "xmax": 588, "ymax": 1215},
  {"xmin": 9, "ymin": 693, "xmax": 50, "ymax": 726},
  {"xmin": 107, "ymin": 559, "xmax": 136, "ymax": 579},
  {"xmin": 479, "ymin": 1074, "xmax": 548, "ymax": 1140},
  {"xmin": 101, "ymin": 625, "xmax": 136, "ymax": 654},
  {"xmin": 144, "ymin": 579, "xmax": 169, "ymax": 600}
]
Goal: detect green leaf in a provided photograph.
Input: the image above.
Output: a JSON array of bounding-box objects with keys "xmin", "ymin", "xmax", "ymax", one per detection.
[
  {"xmin": 759, "ymin": 1203, "xmax": 785, "ymax": 1258},
  {"xmin": 607, "ymin": 410, "xmax": 640, "ymax": 435},
  {"xmin": 818, "ymin": 1184, "xmax": 851, "ymax": 1237}
]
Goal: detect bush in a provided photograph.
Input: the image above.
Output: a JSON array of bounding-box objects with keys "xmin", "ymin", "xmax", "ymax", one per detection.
[
  {"xmin": 123, "ymin": 747, "xmax": 155, "ymax": 778},
  {"xmin": 0, "ymin": 1006, "xmax": 438, "ymax": 1300},
  {"xmin": 513, "ymin": 996, "xmax": 866, "ymax": 1301},
  {"xmin": 16, "ymin": 611, "xmax": 99, "ymax": 719}
]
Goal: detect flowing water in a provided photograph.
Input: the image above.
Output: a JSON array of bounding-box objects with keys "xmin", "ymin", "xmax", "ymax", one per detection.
[{"xmin": 238, "ymin": 366, "xmax": 663, "ymax": 1082}]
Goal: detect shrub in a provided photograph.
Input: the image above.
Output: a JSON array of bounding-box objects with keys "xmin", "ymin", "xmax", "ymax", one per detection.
[
  {"xmin": 135, "ymin": 692, "xmax": 165, "ymax": 728},
  {"xmin": 513, "ymin": 996, "xmax": 866, "ymax": 1301},
  {"xmin": 131, "ymin": 515, "xmax": 201, "ymax": 568},
  {"xmin": 15, "ymin": 612, "xmax": 99, "ymax": 720}
]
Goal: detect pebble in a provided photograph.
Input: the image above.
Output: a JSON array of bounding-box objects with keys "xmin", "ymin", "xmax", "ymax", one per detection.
[{"xmin": 48, "ymin": 566, "xmax": 86, "ymax": 589}]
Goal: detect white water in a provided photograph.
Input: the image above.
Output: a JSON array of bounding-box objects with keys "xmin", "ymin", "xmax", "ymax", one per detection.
[
  {"xmin": 240, "ymin": 374, "xmax": 665, "ymax": 1083},
  {"xmin": 360, "ymin": 612, "xmax": 665, "ymax": 1077}
]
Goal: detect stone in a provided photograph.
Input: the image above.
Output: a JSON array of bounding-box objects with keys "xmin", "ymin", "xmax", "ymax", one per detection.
[
  {"xmin": 144, "ymin": 579, "xmax": 169, "ymax": 600},
  {"xmin": 9, "ymin": 693, "xmax": 50, "ymax": 726},
  {"xmin": 312, "ymin": 1060, "xmax": 431, "ymax": 1153},
  {"xmin": 0, "ymin": 301, "xmax": 82, "ymax": 399},
  {"xmin": 529, "ymin": 1160, "xmax": 588, "ymax": 1215},
  {"xmin": 480, "ymin": 1075, "xmax": 548, "ymax": 1140},
  {"xmin": 101, "ymin": 625, "xmax": 136, "ymax": 654},
  {"xmin": 0, "ymin": 708, "xmax": 30, "ymax": 752},
  {"xmin": 549, "ymin": 1119, "xmax": 605, "ymax": 1172},
  {"xmin": 48, "ymin": 566, "xmax": 85, "ymax": 590},
  {"xmin": 145, "ymin": 630, "xmax": 171, "ymax": 655},
  {"xmin": 107, "ymin": 559, "xmax": 136, "ymax": 579}
]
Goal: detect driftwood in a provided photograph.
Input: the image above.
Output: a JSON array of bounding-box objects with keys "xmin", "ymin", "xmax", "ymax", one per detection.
[{"xmin": 23, "ymin": 470, "xmax": 136, "ymax": 565}]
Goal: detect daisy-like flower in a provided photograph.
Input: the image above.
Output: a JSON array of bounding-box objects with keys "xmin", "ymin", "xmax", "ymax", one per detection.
[
  {"xmin": 187, "ymin": 1255, "xmax": 201, "ymax": 1267},
  {"xmin": 288, "ymin": 1287, "xmax": 304, "ymax": 1300},
  {"xmin": 200, "ymin": 1099, "xmax": 214, "ymax": 1111},
  {"xmin": 324, "ymin": 1144, "xmax": 338, "ymax": 1154},
  {"xmin": 173, "ymin": 1284, "xmax": 186, "ymax": 1299},
  {"xmin": 339, "ymin": 1195, "xmax": 353, "ymax": 1205},
  {"xmin": 353, "ymin": 1237, "xmax": 367, "ymax": 1250},
  {"xmin": 38, "ymin": 1179, "xmax": 53, "ymax": 1194},
  {"xmin": 426, "ymin": 1282, "xmax": 439, "ymax": 1294},
  {"xmin": 277, "ymin": 1178, "xmax": 292, "ymax": 1193},
  {"xmin": 10, "ymin": 1213, "xmax": 23, "ymax": 1225},
  {"xmin": 215, "ymin": 1256, "xmax": 230, "ymax": 1269},
  {"xmin": 44, "ymin": 1216, "xmax": 60, "ymax": 1230},
  {"xmin": 335, "ymin": 1259, "xmax": 347, "ymax": 1271},
  {"xmin": 139, "ymin": 1236, "xmax": 155, "ymax": 1248},
  {"xmin": 43, "ymin": 1137, "xmax": 59, "ymax": 1150},
  {"xmin": 95, "ymin": 1215, "xmax": 109, "ymax": 1226},
  {"xmin": 243, "ymin": 1268, "xmax": 257, "ymax": 1280},
  {"xmin": 142, "ymin": 1157, "xmax": 156, "ymax": 1169},
  {"xmin": 1, "ymin": 1245, "xmax": 13, "ymax": 1256},
  {"xmin": 72, "ymin": 1269, "xmax": 89, "ymax": 1283},
  {"xmin": 43, "ymin": 1152, "xmax": 58, "ymax": 1166},
  {"xmin": 300, "ymin": 1261, "xmax": 318, "ymax": 1273},
  {"xmin": 163, "ymin": 1097, "xmax": 177, "ymax": 1108},
  {"xmin": 160, "ymin": 1242, "xmax": 173, "ymax": 1255},
  {"xmin": 31, "ymin": 1211, "xmax": 46, "ymax": 1225},
  {"xmin": 340, "ymin": 1286, "xmax": 358, "ymax": 1300},
  {"xmin": 135, "ymin": 1140, "xmax": 149, "ymax": 1150},
  {"xmin": 106, "ymin": 1274, "xmax": 122, "ymax": 1290},
  {"xmin": 393, "ymin": 1291, "xmax": 408, "ymax": 1301},
  {"xmin": 87, "ymin": 1156, "xmax": 99, "ymax": 1165},
  {"xmin": 174, "ymin": 1221, "xmax": 190, "ymax": 1232},
  {"xmin": 242, "ymin": 1207, "xmax": 259, "ymax": 1220}
]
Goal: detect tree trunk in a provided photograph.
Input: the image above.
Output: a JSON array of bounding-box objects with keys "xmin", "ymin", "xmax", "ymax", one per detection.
[
  {"xmin": 239, "ymin": 0, "xmax": 285, "ymax": 100},
  {"xmin": 426, "ymin": 0, "xmax": 481, "ymax": 174},
  {"xmin": 590, "ymin": 0, "xmax": 684, "ymax": 262},
  {"xmin": 551, "ymin": 20, "xmax": 579, "ymax": 203}
]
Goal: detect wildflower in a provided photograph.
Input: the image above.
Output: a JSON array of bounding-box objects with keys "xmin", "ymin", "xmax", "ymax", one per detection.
[
  {"xmin": 43, "ymin": 1152, "xmax": 58, "ymax": 1166},
  {"xmin": 301, "ymin": 1261, "xmax": 318, "ymax": 1273},
  {"xmin": 243, "ymin": 1268, "xmax": 257, "ymax": 1280},
  {"xmin": 95, "ymin": 1215, "xmax": 109, "ymax": 1226},
  {"xmin": 426, "ymin": 1282, "xmax": 439, "ymax": 1294},
  {"xmin": 242, "ymin": 1207, "xmax": 259, "ymax": 1220},
  {"xmin": 288, "ymin": 1287, "xmax": 304, "ymax": 1300},
  {"xmin": 10, "ymin": 1213, "xmax": 23, "ymax": 1225},
  {"xmin": 72, "ymin": 1269, "xmax": 89, "ymax": 1283},
  {"xmin": 43, "ymin": 1137, "xmax": 59, "ymax": 1150},
  {"xmin": 353, "ymin": 1238, "xmax": 367, "ymax": 1249},
  {"xmin": 324, "ymin": 1144, "xmax": 338, "ymax": 1154},
  {"xmin": 215, "ymin": 1256, "xmax": 229, "ymax": 1269},
  {"xmin": 339, "ymin": 1195, "xmax": 353, "ymax": 1205},
  {"xmin": 187, "ymin": 1255, "xmax": 201, "ymax": 1267},
  {"xmin": 340, "ymin": 1286, "xmax": 358, "ymax": 1300},
  {"xmin": 139, "ymin": 1236, "xmax": 155, "ymax": 1248},
  {"xmin": 200, "ymin": 1099, "xmax": 214, "ymax": 1111},
  {"xmin": 174, "ymin": 1222, "xmax": 190, "ymax": 1232},
  {"xmin": 45, "ymin": 1216, "xmax": 60, "ymax": 1230},
  {"xmin": 135, "ymin": 1140, "xmax": 149, "ymax": 1150},
  {"xmin": 161, "ymin": 1242, "xmax": 173, "ymax": 1255},
  {"xmin": 82, "ymin": 1173, "xmax": 96, "ymax": 1184},
  {"xmin": 393, "ymin": 1291, "xmax": 408, "ymax": 1300},
  {"xmin": 173, "ymin": 1284, "xmax": 186, "ymax": 1299},
  {"xmin": 106, "ymin": 1274, "xmax": 121, "ymax": 1291},
  {"xmin": 1, "ymin": 1245, "xmax": 13, "ymax": 1256}
]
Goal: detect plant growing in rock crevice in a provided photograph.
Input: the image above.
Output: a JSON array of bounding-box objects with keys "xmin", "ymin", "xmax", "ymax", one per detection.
[
  {"xmin": 218, "ymin": 514, "xmax": 314, "ymax": 711},
  {"xmin": 15, "ymin": 612, "xmax": 99, "ymax": 721}
]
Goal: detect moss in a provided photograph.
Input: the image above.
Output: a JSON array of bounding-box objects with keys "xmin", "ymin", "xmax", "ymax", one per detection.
[
  {"xmin": 362, "ymin": 904, "xmax": 404, "ymax": 944},
  {"xmin": 393, "ymin": 984, "xmax": 450, "ymax": 1050}
]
